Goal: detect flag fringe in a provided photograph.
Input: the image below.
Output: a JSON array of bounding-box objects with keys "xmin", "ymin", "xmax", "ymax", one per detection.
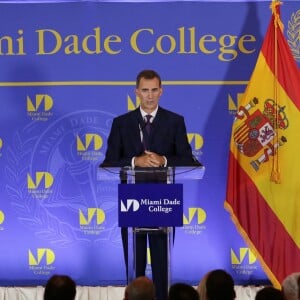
[{"xmin": 224, "ymin": 201, "xmax": 281, "ymax": 288}]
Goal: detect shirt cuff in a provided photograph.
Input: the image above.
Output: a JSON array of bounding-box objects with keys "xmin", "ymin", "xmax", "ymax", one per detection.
[
  {"xmin": 131, "ymin": 157, "xmax": 136, "ymax": 168},
  {"xmin": 163, "ymin": 156, "xmax": 167, "ymax": 167}
]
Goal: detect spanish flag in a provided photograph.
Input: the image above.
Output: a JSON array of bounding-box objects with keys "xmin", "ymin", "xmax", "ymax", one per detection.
[{"xmin": 225, "ymin": 1, "xmax": 300, "ymax": 287}]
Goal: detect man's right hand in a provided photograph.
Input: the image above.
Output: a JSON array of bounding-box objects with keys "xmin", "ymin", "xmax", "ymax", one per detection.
[{"xmin": 134, "ymin": 151, "xmax": 163, "ymax": 167}]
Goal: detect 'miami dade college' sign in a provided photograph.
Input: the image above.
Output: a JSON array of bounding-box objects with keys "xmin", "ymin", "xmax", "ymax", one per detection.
[{"xmin": 118, "ymin": 184, "xmax": 183, "ymax": 227}]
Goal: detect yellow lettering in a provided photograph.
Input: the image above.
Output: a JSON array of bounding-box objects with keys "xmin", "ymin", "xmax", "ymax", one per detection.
[
  {"xmin": 199, "ymin": 35, "xmax": 217, "ymax": 54},
  {"xmin": 36, "ymin": 29, "xmax": 62, "ymax": 55},
  {"xmin": 130, "ymin": 28, "xmax": 154, "ymax": 54},
  {"xmin": 82, "ymin": 27, "xmax": 102, "ymax": 54},
  {"xmin": 0, "ymin": 29, "xmax": 25, "ymax": 55},
  {"xmin": 103, "ymin": 35, "xmax": 122, "ymax": 55},
  {"xmin": 238, "ymin": 34, "xmax": 256, "ymax": 54},
  {"xmin": 64, "ymin": 34, "xmax": 81, "ymax": 54},
  {"xmin": 156, "ymin": 35, "xmax": 176, "ymax": 54},
  {"xmin": 0, "ymin": 36, "xmax": 14, "ymax": 55},
  {"xmin": 16, "ymin": 29, "xmax": 26, "ymax": 55},
  {"xmin": 32, "ymin": 26, "xmax": 257, "ymax": 61},
  {"xmin": 178, "ymin": 27, "xmax": 197, "ymax": 54},
  {"xmin": 218, "ymin": 35, "xmax": 238, "ymax": 61}
]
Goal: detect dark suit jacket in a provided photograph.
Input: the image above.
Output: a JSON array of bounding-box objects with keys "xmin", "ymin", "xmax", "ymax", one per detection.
[{"xmin": 102, "ymin": 106, "xmax": 199, "ymax": 167}]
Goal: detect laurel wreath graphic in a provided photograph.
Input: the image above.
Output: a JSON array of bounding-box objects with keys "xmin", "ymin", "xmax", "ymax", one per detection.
[
  {"xmin": 5, "ymin": 116, "xmax": 121, "ymax": 249},
  {"xmin": 287, "ymin": 9, "xmax": 300, "ymax": 62},
  {"xmin": 5, "ymin": 130, "xmax": 85, "ymax": 248}
]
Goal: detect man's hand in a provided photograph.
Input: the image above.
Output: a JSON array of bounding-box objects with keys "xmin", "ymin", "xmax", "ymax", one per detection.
[{"xmin": 134, "ymin": 151, "xmax": 165, "ymax": 167}]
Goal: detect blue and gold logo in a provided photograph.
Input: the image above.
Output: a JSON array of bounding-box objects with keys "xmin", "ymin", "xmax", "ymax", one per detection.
[
  {"xmin": 228, "ymin": 92, "xmax": 244, "ymax": 115},
  {"xmin": 77, "ymin": 133, "xmax": 103, "ymax": 161},
  {"xmin": 231, "ymin": 247, "xmax": 257, "ymax": 275},
  {"xmin": 27, "ymin": 94, "xmax": 54, "ymax": 121},
  {"xmin": 28, "ymin": 248, "xmax": 56, "ymax": 275},
  {"xmin": 0, "ymin": 210, "xmax": 5, "ymax": 230},
  {"xmin": 127, "ymin": 94, "xmax": 140, "ymax": 111},
  {"xmin": 79, "ymin": 208, "xmax": 105, "ymax": 235},
  {"xmin": 29, "ymin": 248, "xmax": 55, "ymax": 265},
  {"xmin": 27, "ymin": 172, "xmax": 54, "ymax": 199},
  {"xmin": 187, "ymin": 133, "xmax": 203, "ymax": 159},
  {"xmin": 183, "ymin": 207, "xmax": 206, "ymax": 235}
]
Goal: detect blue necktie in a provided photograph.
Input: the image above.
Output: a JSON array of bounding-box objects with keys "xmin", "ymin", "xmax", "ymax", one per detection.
[
  {"xmin": 142, "ymin": 115, "xmax": 152, "ymax": 150},
  {"xmin": 145, "ymin": 115, "xmax": 152, "ymax": 135}
]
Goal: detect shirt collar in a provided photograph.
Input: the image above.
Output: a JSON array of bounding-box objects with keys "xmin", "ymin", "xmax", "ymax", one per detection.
[{"xmin": 140, "ymin": 106, "xmax": 158, "ymax": 119}]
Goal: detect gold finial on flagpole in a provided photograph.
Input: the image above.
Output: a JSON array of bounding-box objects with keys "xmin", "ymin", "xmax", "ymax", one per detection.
[{"xmin": 270, "ymin": 0, "xmax": 284, "ymax": 31}]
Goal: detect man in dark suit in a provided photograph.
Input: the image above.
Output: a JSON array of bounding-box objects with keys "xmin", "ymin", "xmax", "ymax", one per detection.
[{"xmin": 102, "ymin": 70, "xmax": 199, "ymax": 300}]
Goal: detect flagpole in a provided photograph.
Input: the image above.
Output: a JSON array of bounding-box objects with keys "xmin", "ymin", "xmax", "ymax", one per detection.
[{"xmin": 270, "ymin": 0, "xmax": 283, "ymax": 183}]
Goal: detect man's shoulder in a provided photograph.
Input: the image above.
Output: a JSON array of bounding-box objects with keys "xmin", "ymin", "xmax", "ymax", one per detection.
[
  {"xmin": 158, "ymin": 107, "xmax": 184, "ymax": 120},
  {"xmin": 114, "ymin": 108, "xmax": 139, "ymax": 122}
]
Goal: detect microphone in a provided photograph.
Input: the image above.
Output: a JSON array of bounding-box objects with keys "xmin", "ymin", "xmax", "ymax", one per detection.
[
  {"xmin": 139, "ymin": 121, "xmax": 146, "ymax": 131},
  {"xmin": 139, "ymin": 122, "xmax": 145, "ymax": 145}
]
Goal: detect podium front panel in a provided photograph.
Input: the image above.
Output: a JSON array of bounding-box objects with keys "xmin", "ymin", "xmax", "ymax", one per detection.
[{"xmin": 118, "ymin": 183, "xmax": 183, "ymax": 227}]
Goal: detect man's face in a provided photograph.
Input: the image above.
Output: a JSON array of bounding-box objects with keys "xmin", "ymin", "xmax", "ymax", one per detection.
[{"xmin": 135, "ymin": 77, "xmax": 162, "ymax": 113}]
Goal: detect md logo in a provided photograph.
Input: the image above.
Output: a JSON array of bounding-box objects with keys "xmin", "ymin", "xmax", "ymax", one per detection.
[
  {"xmin": 127, "ymin": 95, "xmax": 140, "ymax": 111},
  {"xmin": 227, "ymin": 92, "xmax": 245, "ymax": 112},
  {"xmin": 183, "ymin": 208, "xmax": 206, "ymax": 225},
  {"xmin": 79, "ymin": 208, "xmax": 105, "ymax": 225},
  {"xmin": 120, "ymin": 199, "xmax": 140, "ymax": 212},
  {"xmin": 187, "ymin": 134, "xmax": 203, "ymax": 150},
  {"xmin": 28, "ymin": 248, "xmax": 55, "ymax": 266},
  {"xmin": 231, "ymin": 248, "xmax": 257, "ymax": 265},
  {"xmin": 77, "ymin": 134, "xmax": 103, "ymax": 151},
  {"xmin": 27, "ymin": 94, "xmax": 53, "ymax": 112},
  {"xmin": 0, "ymin": 210, "xmax": 4, "ymax": 224},
  {"xmin": 27, "ymin": 172, "xmax": 54, "ymax": 189}
]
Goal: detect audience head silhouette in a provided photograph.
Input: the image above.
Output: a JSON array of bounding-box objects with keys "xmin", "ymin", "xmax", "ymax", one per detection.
[
  {"xmin": 197, "ymin": 271, "xmax": 212, "ymax": 300},
  {"xmin": 168, "ymin": 282, "xmax": 199, "ymax": 300},
  {"xmin": 44, "ymin": 274, "xmax": 76, "ymax": 300},
  {"xmin": 255, "ymin": 286, "xmax": 284, "ymax": 300},
  {"xmin": 282, "ymin": 272, "xmax": 300, "ymax": 300},
  {"xmin": 124, "ymin": 276, "xmax": 156, "ymax": 300},
  {"xmin": 205, "ymin": 269, "xmax": 236, "ymax": 300}
]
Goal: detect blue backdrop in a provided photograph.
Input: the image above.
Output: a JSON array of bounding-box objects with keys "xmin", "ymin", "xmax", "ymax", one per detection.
[{"xmin": 0, "ymin": 0, "xmax": 299, "ymax": 287}]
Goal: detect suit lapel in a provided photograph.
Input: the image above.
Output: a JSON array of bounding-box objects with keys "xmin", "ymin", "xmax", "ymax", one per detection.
[
  {"xmin": 151, "ymin": 107, "xmax": 165, "ymax": 134},
  {"xmin": 148, "ymin": 107, "xmax": 166, "ymax": 150}
]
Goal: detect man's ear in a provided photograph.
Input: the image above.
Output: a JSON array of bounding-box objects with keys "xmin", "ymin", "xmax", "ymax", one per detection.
[{"xmin": 159, "ymin": 87, "xmax": 163, "ymax": 96}]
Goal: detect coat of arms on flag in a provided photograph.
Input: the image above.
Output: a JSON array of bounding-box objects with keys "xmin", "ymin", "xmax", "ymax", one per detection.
[{"xmin": 233, "ymin": 97, "xmax": 288, "ymax": 171}]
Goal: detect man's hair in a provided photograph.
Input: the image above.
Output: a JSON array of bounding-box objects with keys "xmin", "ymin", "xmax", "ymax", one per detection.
[
  {"xmin": 124, "ymin": 276, "xmax": 155, "ymax": 300},
  {"xmin": 206, "ymin": 269, "xmax": 236, "ymax": 300},
  {"xmin": 255, "ymin": 286, "xmax": 284, "ymax": 300},
  {"xmin": 136, "ymin": 70, "xmax": 162, "ymax": 88},
  {"xmin": 44, "ymin": 274, "xmax": 76, "ymax": 300},
  {"xmin": 282, "ymin": 272, "xmax": 300, "ymax": 300},
  {"xmin": 168, "ymin": 283, "xmax": 199, "ymax": 300}
]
